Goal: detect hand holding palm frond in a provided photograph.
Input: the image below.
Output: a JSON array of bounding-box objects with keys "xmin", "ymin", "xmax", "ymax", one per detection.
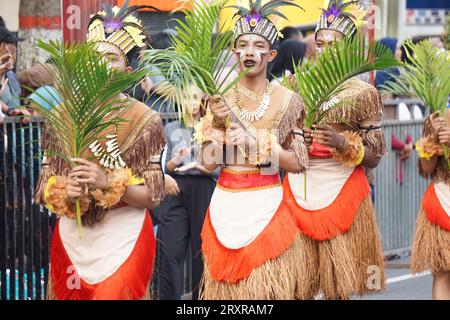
[
  {"xmin": 381, "ymin": 40, "xmax": 450, "ymax": 167},
  {"xmin": 29, "ymin": 40, "xmax": 146, "ymax": 237},
  {"xmin": 141, "ymin": 0, "xmax": 242, "ymax": 120},
  {"xmin": 283, "ymin": 33, "xmax": 401, "ymax": 128}
]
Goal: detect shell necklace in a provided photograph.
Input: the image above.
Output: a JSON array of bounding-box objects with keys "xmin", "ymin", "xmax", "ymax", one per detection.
[
  {"xmin": 88, "ymin": 134, "xmax": 126, "ymax": 169},
  {"xmin": 234, "ymin": 80, "xmax": 271, "ymax": 122},
  {"xmin": 88, "ymin": 109, "xmax": 127, "ymax": 169}
]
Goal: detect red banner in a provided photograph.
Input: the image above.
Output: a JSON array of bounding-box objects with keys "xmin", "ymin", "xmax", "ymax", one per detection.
[{"xmin": 116, "ymin": 0, "xmax": 192, "ymax": 12}]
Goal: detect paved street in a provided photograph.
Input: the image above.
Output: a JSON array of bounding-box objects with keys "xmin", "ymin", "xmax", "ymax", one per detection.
[{"xmin": 353, "ymin": 256, "xmax": 432, "ymax": 300}]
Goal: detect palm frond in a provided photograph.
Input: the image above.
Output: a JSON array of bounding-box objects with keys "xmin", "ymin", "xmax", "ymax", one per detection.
[
  {"xmin": 141, "ymin": 0, "xmax": 245, "ymax": 122},
  {"xmin": 260, "ymin": 0, "xmax": 304, "ymax": 16},
  {"xmin": 226, "ymin": 0, "xmax": 303, "ymax": 17},
  {"xmin": 381, "ymin": 40, "xmax": 450, "ymax": 168},
  {"xmin": 381, "ymin": 40, "xmax": 450, "ymax": 115},
  {"xmin": 282, "ymin": 33, "xmax": 401, "ymax": 128}
]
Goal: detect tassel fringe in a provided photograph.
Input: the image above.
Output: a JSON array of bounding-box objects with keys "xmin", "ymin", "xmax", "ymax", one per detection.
[
  {"xmin": 122, "ymin": 113, "xmax": 167, "ymax": 203},
  {"xmin": 363, "ymin": 130, "xmax": 386, "ymax": 157},
  {"xmin": 279, "ymin": 93, "xmax": 309, "ymax": 171},
  {"xmin": 323, "ymin": 79, "xmax": 383, "ymax": 125}
]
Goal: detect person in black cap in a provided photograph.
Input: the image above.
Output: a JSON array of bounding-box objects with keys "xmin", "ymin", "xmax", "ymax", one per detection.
[{"xmin": 0, "ymin": 25, "xmax": 31, "ymax": 124}]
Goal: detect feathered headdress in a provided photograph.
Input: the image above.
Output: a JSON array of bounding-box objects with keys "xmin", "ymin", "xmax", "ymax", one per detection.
[
  {"xmin": 316, "ymin": 0, "xmax": 367, "ymax": 37},
  {"xmin": 87, "ymin": 0, "xmax": 158, "ymax": 62},
  {"xmin": 228, "ymin": 0, "xmax": 303, "ymax": 47}
]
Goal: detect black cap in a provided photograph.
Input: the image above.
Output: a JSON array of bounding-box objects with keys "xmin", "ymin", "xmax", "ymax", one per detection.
[{"xmin": 0, "ymin": 26, "xmax": 21, "ymax": 44}]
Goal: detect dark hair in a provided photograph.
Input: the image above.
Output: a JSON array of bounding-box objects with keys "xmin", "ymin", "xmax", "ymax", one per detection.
[
  {"xmin": 269, "ymin": 39, "xmax": 306, "ymax": 80},
  {"xmin": 280, "ymin": 27, "xmax": 300, "ymax": 43},
  {"xmin": 126, "ymin": 46, "xmax": 141, "ymax": 66},
  {"xmin": 0, "ymin": 17, "xmax": 5, "ymax": 28},
  {"xmin": 150, "ymin": 31, "xmax": 173, "ymax": 50}
]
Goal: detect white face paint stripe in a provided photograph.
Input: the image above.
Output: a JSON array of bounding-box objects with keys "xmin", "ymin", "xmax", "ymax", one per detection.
[
  {"xmin": 235, "ymin": 35, "xmax": 270, "ymax": 62},
  {"xmin": 323, "ymin": 33, "xmax": 335, "ymax": 42}
]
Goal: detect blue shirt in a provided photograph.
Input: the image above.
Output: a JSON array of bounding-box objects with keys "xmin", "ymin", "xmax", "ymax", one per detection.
[
  {"xmin": 0, "ymin": 75, "xmax": 20, "ymax": 109},
  {"xmin": 28, "ymin": 85, "xmax": 62, "ymax": 111}
]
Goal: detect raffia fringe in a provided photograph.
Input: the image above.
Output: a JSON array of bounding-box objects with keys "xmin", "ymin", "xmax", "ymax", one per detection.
[
  {"xmin": 418, "ymin": 116, "xmax": 450, "ymax": 184},
  {"xmin": 277, "ymin": 93, "xmax": 304, "ymax": 144},
  {"xmin": 143, "ymin": 167, "xmax": 165, "ymax": 202},
  {"xmin": 324, "ymin": 80, "xmax": 383, "ymax": 125},
  {"xmin": 363, "ymin": 130, "xmax": 386, "ymax": 157},
  {"xmin": 122, "ymin": 115, "xmax": 166, "ymax": 203},
  {"xmin": 90, "ymin": 168, "xmax": 130, "ymax": 208},
  {"xmin": 411, "ymin": 209, "xmax": 450, "ymax": 274},
  {"xmin": 316, "ymin": 196, "xmax": 386, "ymax": 300},
  {"xmin": 332, "ymin": 131, "xmax": 364, "ymax": 168},
  {"xmin": 278, "ymin": 93, "xmax": 309, "ymax": 171},
  {"xmin": 200, "ymin": 235, "xmax": 319, "ymax": 300}
]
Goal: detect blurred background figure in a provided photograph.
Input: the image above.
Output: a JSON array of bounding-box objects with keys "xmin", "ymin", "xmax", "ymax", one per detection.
[
  {"xmin": 128, "ymin": 29, "xmax": 178, "ymax": 114},
  {"xmin": 269, "ymin": 38, "xmax": 306, "ymax": 83},
  {"xmin": 375, "ymin": 37, "xmax": 401, "ymax": 89},
  {"xmin": 0, "ymin": 23, "xmax": 30, "ymax": 124},
  {"xmin": 156, "ymin": 85, "xmax": 219, "ymax": 300},
  {"xmin": 303, "ymin": 33, "xmax": 316, "ymax": 60},
  {"xmin": 280, "ymin": 26, "xmax": 303, "ymax": 43}
]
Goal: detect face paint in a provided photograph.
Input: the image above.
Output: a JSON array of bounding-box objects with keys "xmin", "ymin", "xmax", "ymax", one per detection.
[
  {"xmin": 95, "ymin": 42, "xmax": 127, "ymax": 72},
  {"xmin": 315, "ymin": 30, "xmax": 344, "ymax": 56},
  {"xmin": 259, "ymin": 51, "xmax": 269, "ymax": 67},
  {"xmin": 323, "ymin": 33, "xmax": 335, "ymax": 43},
  {"xmin": 235, "ymin": 34, "xmax": 270, "ymax": 70}
]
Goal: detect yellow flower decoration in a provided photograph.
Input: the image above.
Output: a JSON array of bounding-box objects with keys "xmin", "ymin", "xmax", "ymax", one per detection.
[
  {"xmin": 44, "ymin": 176, "xmax": 58, "ymax": 213},
  {"xmin": 193, "ymin": 115, "xmax": 210, "ymax": 145},
  {"xmin": 128, "ymin": 174, "xmax": 145, "ymax": 186},
  {"xmin": 415, "ymin": 141, "xmax": 433, "ymax": 160}
]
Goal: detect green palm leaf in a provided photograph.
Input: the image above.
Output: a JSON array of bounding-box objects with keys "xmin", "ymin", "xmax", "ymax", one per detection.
[
  {"xmin": 29, "ymin": 40, "xmax": 147, "ymax": 237},
  {"xmin": 283, "ymin": 33, "xmax": 401, "ymax": 128},
  {"xmin": 381, "ymin": 40, "xmax": 450, "ymax": 168},
  {"xmin": 381, "ymin": 40, "xmax": 450, "ymax": 115},
  {"xmin": 141, "ymin": 0, "xmax": 244, "ymax": 121}
]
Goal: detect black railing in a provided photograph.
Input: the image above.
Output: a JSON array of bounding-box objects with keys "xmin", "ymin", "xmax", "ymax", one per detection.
[{"xmin": 0, "ymin": 117, "xmax": 56, "ymax": 300}]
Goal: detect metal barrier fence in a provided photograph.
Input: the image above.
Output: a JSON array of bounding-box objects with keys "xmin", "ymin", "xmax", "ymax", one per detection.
[
  {"xmin": 0, "ymin": 118, "xmax": 53, "ymax": 300},
  {"xmin": 0, "ymin": 115, "xmax": 428, "ymax": 300},
  {"xmin": 374, "ymin": 119, "xmax": 427, "ymax": 256}
]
